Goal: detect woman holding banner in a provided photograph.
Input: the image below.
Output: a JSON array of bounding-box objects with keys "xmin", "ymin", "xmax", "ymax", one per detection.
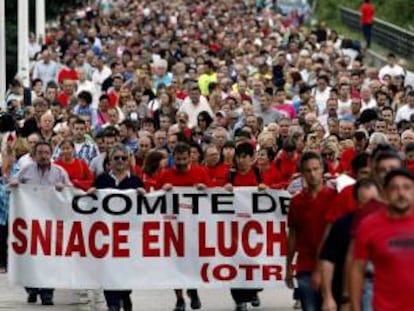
[{"xmin": 224, "ymin": 142, "xmax": 267, "ymax": 311}]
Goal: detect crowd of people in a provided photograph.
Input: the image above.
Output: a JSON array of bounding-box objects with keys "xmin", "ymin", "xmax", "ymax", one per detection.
[{"xmin": 1, "ymin": 0, "xmax": 414, "ymax": 311}]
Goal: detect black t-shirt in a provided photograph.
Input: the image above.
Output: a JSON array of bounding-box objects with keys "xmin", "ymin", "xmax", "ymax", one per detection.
[
  {"xmin": 94, "ymin": 172, "xmax": 144, "ymax": 190},
  {"xmin": 320, "ymin": 213, "xmax": 354, "ymax": 303}
]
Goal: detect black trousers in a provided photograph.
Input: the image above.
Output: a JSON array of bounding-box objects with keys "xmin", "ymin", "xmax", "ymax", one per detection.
[
  {"xmin": 362, "ymin": 24, "xmax": 372, "ymax": 48},
  {"xmin": 0, "ymin": 223, "xmax": 7, "ymax": 268},
  {"xmin": 231, "ymin": 289, "xmax": 259, "ymax": 303}
]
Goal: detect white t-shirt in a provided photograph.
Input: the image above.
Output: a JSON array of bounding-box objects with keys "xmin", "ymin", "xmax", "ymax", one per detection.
[
  {"xmin": 179, "ymin": 95, "xmax": 214, "ymax": 128},
  {"xmin": 395, "ymin": 105, "xmax": 414, "ymax": 123},
  {"xmin": 379, "ymin": 64, "xmax": 404, "ymax": 80}
]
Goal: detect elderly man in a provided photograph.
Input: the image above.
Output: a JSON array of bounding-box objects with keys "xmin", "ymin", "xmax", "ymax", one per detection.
[{"xmin": 10, "ymin": 142, "xmax": 71, "ymax": 305}]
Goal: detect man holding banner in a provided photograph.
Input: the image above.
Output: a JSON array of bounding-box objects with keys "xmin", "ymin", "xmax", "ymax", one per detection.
[
  {"xmin": 156, "ymin": 142, "xmax": 211, "ymax": 311},
  {"xmin": 93, "ymin": 143, "xmax": 145, "ymax": 311},
  {"xmin": 9, "ymin": 141, "xmax": 72, "ymax": 306}
]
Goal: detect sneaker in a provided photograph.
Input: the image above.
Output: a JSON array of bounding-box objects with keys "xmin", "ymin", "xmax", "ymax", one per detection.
[
  {"xmin": 251, "ymin": 293, "xmax": 260, "ymax": 307},
  {"xmin": 173, "ymin": 298, "xmax": 186, "ymax": 311},
  {"xmin": 186, "ymin": 289, "xmax": 201, "ymax": 309},
  {"xmin": 41, "ymin": 297, "xmax": 54, "ymax": 306},
  {"xmin": 235, "ymin": 302, "xmax": 247, "ymax": 311},
  {"xmin": 27, "ymin": 293, "xmax": 37, "ymax": 304}
]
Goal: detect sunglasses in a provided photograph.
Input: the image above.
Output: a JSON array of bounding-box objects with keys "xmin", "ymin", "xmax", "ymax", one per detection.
[{"xmin": 113, "ymin": 156, "xmax": 128, "ymax": 161}]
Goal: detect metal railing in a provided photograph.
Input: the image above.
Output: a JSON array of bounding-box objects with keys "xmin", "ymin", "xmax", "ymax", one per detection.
[{"xmin": 339, "ymin": 6, "xmax": 414, "ymax": 59}]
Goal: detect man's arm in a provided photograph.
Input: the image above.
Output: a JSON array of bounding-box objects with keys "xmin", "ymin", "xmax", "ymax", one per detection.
[
  {"xmin": 321, "ymin": 260, "xmax": 337, "ymax": 311},
  {"xmin": 350, "ymin": 258, "xmax": 366, "ymax": 311}
]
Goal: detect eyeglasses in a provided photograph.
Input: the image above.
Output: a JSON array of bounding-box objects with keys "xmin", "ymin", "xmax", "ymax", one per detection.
[
  {"xmin": 322, "ymin": 153, "xmax": 334, "ymax": 158},
  {"xmin": 113, "ymin": 156, "xmax": 128, "ymax": 161}
]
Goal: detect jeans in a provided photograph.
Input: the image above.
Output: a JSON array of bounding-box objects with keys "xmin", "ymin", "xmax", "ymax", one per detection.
[
  {"xmin": 362, "ymin": 278, "xmax": 373, "ymax": 311},
  {"xmin": 104, "ymin": 290, "xmax": 132, "ymax": 309},
  {"xmin": 25, "ymin": 288, "xmax": 54, "ymax": 300},
  {"xmin": 296, "ymin": 272, "xmax": 322, "ymax": 311}
]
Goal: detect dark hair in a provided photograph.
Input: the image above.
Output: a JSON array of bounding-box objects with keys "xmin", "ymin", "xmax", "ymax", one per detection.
[
  {"xmin": 74, "ymin": 118, "xmax": 86, "ymax": 126},
  {"xmin": 77, "ymin": 91, "xmax": 93, "ymax": 105},
  {"xmin": 142, "ymin": 117, "xmax": 155, "ymax": 127},
  {"xmin": 197, "ymin": 111, "xmax": 213, "ymax": 127},
  {"xmin": 235, "ymin": 142, "xmax": 255, "ymax": 157},
  {"xmin": 173, "ymin": 142, "xmax": 191, "ymax": 155},
  {"xmin": 189, "ymin": 142, "xmax": 204, "ymax": 163},
  {"xmin": 99, "ymin": 94, "xmax": 110, "ymax": 102},
  {"xmin": 351, "ymin": 152, "xmax": 370, "ymax": 174},
  {"xmin": 142, "ymin": 150, "xmax": 166, "ymax": 176},
  {"xmin": 299, "ymin": 151, "xmax": 323, "ymax": 172},
  {"xmin": 59, "ymin": 139, "xmax": 75, "ymax": 149},
  {"xmin": 34, "ymin": 141, "xmax": 52, "ymax": 153},
  {"xmin": 353, "ymin": 178, "xmax": 379, "ymax": 201},
  {"xmin": 384, "ymin": 168, "xmax": 414, "ymax": 188},
  {"xmin": 120, "ymin": 119, "xmax": 138, "ymax": 131},
  {"xmin": 373, "ymin": 150, "xmax": 402, "ymax": 167},
  {"xmin": 104, "ymin": 126, "xmax": 120, "ymax": 137},
  {"xmin": 260, "ymin": 147, "xmax": 276, "ymax": 162}
]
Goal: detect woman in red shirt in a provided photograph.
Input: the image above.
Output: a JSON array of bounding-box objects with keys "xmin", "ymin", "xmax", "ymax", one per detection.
[
  {"xmin": 54, "ymin": 139, "xmax": 94, "ymax": 191},
  {"xmin": 141, "ymin": 150, "xmax": 167, "ymax": 192},
  {"xmin": 257, "ymin": 147, "xmax": 282, "ymax": 188}
]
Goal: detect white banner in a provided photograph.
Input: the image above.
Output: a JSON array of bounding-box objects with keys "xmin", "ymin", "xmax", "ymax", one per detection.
[{"xmin": 9, "ymin": 185, "xmax": 290, "ymax": 289}]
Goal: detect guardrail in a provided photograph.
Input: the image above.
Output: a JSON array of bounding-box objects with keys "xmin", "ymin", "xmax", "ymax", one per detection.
[{"xmin": 339, "ymin": 6, "xmax": 414, "ymax": 60}]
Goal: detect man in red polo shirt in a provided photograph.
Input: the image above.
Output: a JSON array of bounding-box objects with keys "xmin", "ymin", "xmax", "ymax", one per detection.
[
  {"xmin": 285, "ymin": 152, "xmax": 337, "ymax": 311},
  {"xmin": 156, "ymin": 142, "xmax": 211, "ymax": 311},
  {"xmin": 351, "ymin": 168, "xmax": 414, "ymax": 311}
]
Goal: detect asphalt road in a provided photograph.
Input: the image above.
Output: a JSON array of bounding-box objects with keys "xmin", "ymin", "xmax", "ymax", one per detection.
[{"xmin": 0, "ymin": 274, "xmax": 296, "ymax": 311}]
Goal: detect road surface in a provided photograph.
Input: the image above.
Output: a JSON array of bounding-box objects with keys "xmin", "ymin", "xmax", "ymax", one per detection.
[{"xmin": 0, "ymin": 274, "xmax": 296, "ymax": 310}]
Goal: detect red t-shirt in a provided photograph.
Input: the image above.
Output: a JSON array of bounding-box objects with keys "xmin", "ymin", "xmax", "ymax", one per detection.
[
  {"xmin": 407, "ymin": 160, "xmax": 414, "ymax": 173},
  {"xmin": 288, "ymin": 186, "xmax": 337, "ymax": 272},
  {"xmin": 360, "ymin": 3, "xmax": 375, "ymax": 24},
  {"xmin": 204, "ymin": 163, "xmax": 230, "ymax": 187},
  {"xmin": 325, "ymin": 184, "xmax": 357, "ymax": 223},
  {"xmin": 351, "ymin": 199, "xmax": 387, "ymax": 237},
  {"xmin": 231, "ymin": 168, "xmax": 261, "ymax": 187},
  {"xmin": 353, "ymin": 208, "xmax": 414, "ymax": 311},
  {"xmin": 156, "ymin": 165, "xmax": 212, "ymax": 189},
  {"xmin": 58, "ymin": 68, "xmax": 78, "ymax": 84},
  {"xmin": 274, "ymin": 151, "xmax": 299, "ymax": 183},
  {"xmin": 57, "ymin": 92, "xmax": 70, "ymax": 107},
  {"xmin": 260, "ymin": 165, "xmax": 282, "ymax": 188},
  {"xmin": 142, "ymin": 172, "xmax": 159, "ymax": 192},
  {"xmin": 340, "ymin": 148, "xmax": 355, "ymax": 175},
  {"xmin": 54, "ymin": 158, "xmax": 93, "ymax": 191}
]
